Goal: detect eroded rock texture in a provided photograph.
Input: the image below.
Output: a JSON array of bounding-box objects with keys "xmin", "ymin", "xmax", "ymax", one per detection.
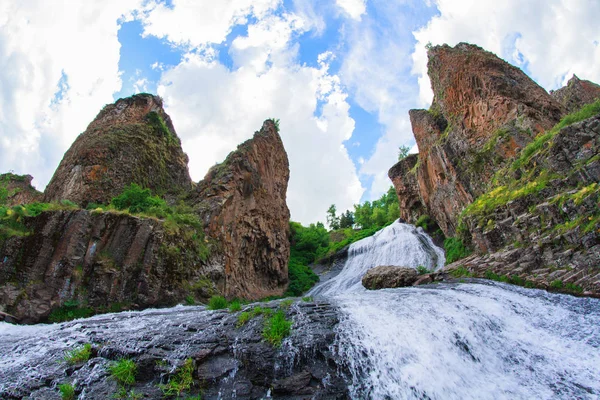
[
  {"xmin": 389, "ymin": 43, "xmax": 564, "ymax": 236},
  {"xmin": 0, "ymin": 210, "xmax": 220, "ymax": 323},
  {"xmin": 44, "ymin": 94, "xmax": 193, "ymax": 206},
  {"xmin": 0, "ymin": 173, "xmax": 43, "ymax": 206},
  {"xmin": 362, "ymin": 266, "xmax": 418, "ymax": 290},
  {"xmin": 551, "ymin": 75, "xmax": 600, "ymax": 112},
  {"xmin": 191, "ymin": 120, "xmax": 291, "ymax": 300}
]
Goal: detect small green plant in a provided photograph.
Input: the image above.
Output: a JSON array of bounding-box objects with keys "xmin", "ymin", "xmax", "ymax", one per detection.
[
  {"xmin": 58, "ymin": 383, "xmax": 75, "ymax": 400},
  {"xmin": 252, "ymin": 306, "xmax": 272, "ymax": 317},
  {"xmin": 184, "ymin": 295, "xmax": 195, "ymax": 305},
  {"xmin": 113, "ymin": 386, "xmax": 143, "ymax": 400},
  {"xmin": 449, "ymin": 266, "xmax": 473, "ymax": 278},
  {"xmin": 416, "ymin": 265, "xmax": 431, "ymax": 275},
  {"xmin": 565, "ymin": 282, "xmax": 584, "ymax": 293},
  {"xmin": 111, "ymin": 183, "xmax": 167, "ymax": 214},
  {"xmin": 262, "ymin": 310, "xmax": 292, "ymax": 347},
  {"xmin": 550, "ymin": 279, "xmax": 564, "ymax": 289},
  {"xmin": 237, "ymin": 311, "xmax": 252, "ymax": 328},
  {"xmin": 270, "ymin": 118, "xmax": 281, "ymax": 132},
  {"xmin": 48, "ymin": 300, "xmax": 94, "ymax": 323},
  {"xmin": 64, "ymin": 343, "xmax": 92, "ymax": 364},
  {"xmin": 159, "ymin": 358, "xmax": 194, "ymax": 397},
  {"xmin": 228, "ymin": 299, "xmax": 241, "ymax": 312},
  {"xmin": 280, "ymin": 299, "xmax": 294, "ymax": 309},
  {"xmin": 207, "ymin": 295, "xmax": 228, "ymax": 310},
  {"xmin": 444, "ymin": 237, "xmax": 472, "ymax": 264},
  {"xmin": 398, "ymin": 145, "xmax": 411, "ymax": 161},
  {"xmin": 301, "ymin": 296, "xmax": 312, "ymax": 302},
  {"xmin": 109, "ymin": 359, "xmax": 137, "ymax": 386}
]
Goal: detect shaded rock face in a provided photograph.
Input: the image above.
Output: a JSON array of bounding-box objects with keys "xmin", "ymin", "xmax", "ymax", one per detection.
[
  {"xmin": 362, "ymin": 266, "xmax": 418, "ymax": 289},
  {"xmin": 191, "ymin": 120, "xmax": 290, "ymax": 300},
  {"xmin": 551, "ymin": 75, "xmax": 600, "ymax": 112},
  {"xmin": 0, "ymin": 173, "xmax": 43, "ymax": 206},
  {"xmin": 389, "ymin": 43, "xmax": 565, "ymax": 236},
  {"xmin": 0, "ymin": 210, "xmax": 220, "ymax": 323},
  {"xmin": 44, "ymin": 94, "xmax": 192, "ymax": 206},
  {"xmin": 0, "ymin": 300, "xmax": 349, "ymax": 399}
]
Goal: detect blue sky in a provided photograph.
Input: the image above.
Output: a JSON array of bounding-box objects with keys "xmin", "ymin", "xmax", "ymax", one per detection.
[{"xmin": 1, "ymin": 0, "xmax": 600, "ymax": 224}]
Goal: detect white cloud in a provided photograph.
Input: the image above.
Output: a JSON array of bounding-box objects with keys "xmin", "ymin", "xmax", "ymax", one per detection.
[
  {"xmin": 156, "ymin": 13, "xmax": 363, "ymax": 224},
  {"xmin": 336, "ymin": 0, "xmax": 367, "ymax": 20},
  {"xmin": 140, "ymin": 0, "xmax": 281, "ymax": 48},
  {"xmin": 412, "ymin": 0, "xmax": 600, "ymax": 105},
  {"xmin": 0, "ymin": 0, "xmax": 140, "ymax": 189}
]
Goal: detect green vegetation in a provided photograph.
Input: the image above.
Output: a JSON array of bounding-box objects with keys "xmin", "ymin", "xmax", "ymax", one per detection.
[
  {"xmin": 280, "ymin": 299, "xmax": 294, "ymax": 309},
  {"xmin": 114, "ymin": 387, "xmax": 143, "ymax": 400},
  {"xmin": 237, "ymin": 311, "xmax": 252, "ymax": 328},
  {"xmin": 146, "ymin": 111, "xmax": 174, "ymax": 143},
  {"xmin": 109, "ymin": 359, "xmax": 137, "ymax": 386},
  {"xmin": 416, "ymin": 265, "xmax": 432, "ymax": 275},
  {"xmin": 287, "ymin": 221, "xmax": 325, "ymax": 296},
  {"xmin": 352, "ymin": 187, "xmax": 400, "ymax": 230},
  {"xmin": 449, "ymin": 266, "xmax": 473, "ymax": 278},
  {"xmin": 228, "ymin": 299, "xmax": 242, "ymax": 312},
  {"xmin": 159, "ymin": 358, "xmax": 194, "ymax": 397},
  {"xmin": 207, "ymin": 295, "xmax": 228, "ymax": 310},
  {"xmin": 398, "ymin": 145, "xmax": 411, "ymax": 161},
  {"xmin": 185, "ymin": 295, "xmax": 195, "ymax": 305},
  {"xmin": 444, "ymin": 237, "xmax": 472, "ymax": 264},
  {"xmin": 270, "ymin": 118, "xmax": 281, "ymax": 132},
  {"xmin": 262, "ymin": 310, "xmax": 292, "ymax": 347},
  {"xmin": 64, "ymin": 343, "xmax": 92, "ymax": 364},
  {"xmin": 0, "ymin": 201, "xmax": 78, "ymax": 243},
  {"xmin": 301, "ymin": 296, "xmax": 312, "ymax": 302},
  {"xmin": 58, "ymin": 383, "xmax": 75, "ymax": 400},
  {"xmin": 110, "ymin": 183, "xmax": 166, "ymax": 214},
  {"xmin": 48, "ymin": 300, "xmax": 94, "ymax": 323}
]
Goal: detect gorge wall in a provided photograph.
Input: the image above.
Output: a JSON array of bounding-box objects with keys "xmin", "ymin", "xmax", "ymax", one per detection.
[
  {"xmin": 390, "ymin": 43, "xmax": 600, "ymax": 295},
  {"xmin": 0, "ymin": 96, "xmax": 291, "ymax": 323}
]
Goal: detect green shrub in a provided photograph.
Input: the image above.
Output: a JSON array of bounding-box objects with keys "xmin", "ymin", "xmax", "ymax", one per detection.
[
  {"xmin": 449, "ymin": 266, "xmax": 473, "ymax": 278},
  {"xmin": 550, "ymin": 279, "xmax": 564, "ymax": 289},
  {"xmin": 159, "ymin": 358, "xmax": 194, "ymax": 397},
  {"xmin": 207, "ymin": 295, "xmax": 228, "ymax": 310},
  {"xmin": 184, "ymin": 295, "xmax": 195, "ymax": 305},
  {"xmin": 565, "ymin": 282, "xmax": 584, "ymax": 293},
  {"xmin": 280, "ymin": 299, "xmax": 294, "ymax": 309},
  {"xmin": 111, "ymin": 183, "xmax": 167, "ymax": 214},
  {"xmin": 228, "ymin": 299, "xmax": 241, "ymax": 312},
  {"xmin": 58, "ymin": 383, "xmax": 75, "ymax": 400},
  {"xmin": 109, "ymin": 359, "xmax": 137, "ymax": 386},
  {"xmin": 301, "ymin": 296, "xmax": 312, "ymax": 302},
  {"xmin": 262, "ymin": 310, "xmax": 292, "ymax": 347},
  {"xmin": 444, "ymin": 237, "xmax": 472, "ymax": 264},
  {"xmin": 48, "ymin": 300, "xmax": 94, "ymax": 323},
  {"xmin": 64, "ymin": 343, "xmax": 92, "ymax": 364},
  {"xmin": 416, "ymin": 265, "xmax": 431, "ymax": 275}
]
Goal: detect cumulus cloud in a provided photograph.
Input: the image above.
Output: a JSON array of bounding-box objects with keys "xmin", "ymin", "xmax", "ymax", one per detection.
[
  {"xmin": 140, "ymin": 0, "xmax": 281, "ymax": 47},
  {"xmin": 412, "ymin": 0, "xmax": 600, "ymax": 105},
  {"xmin": 156, "ymin": 12, "xmax": 363, "ymax": 224},
  {"xmin": 0, "ymin": 0, "xmax": 140, "ymax": 189},
  {"xmin": 336, "ymin": 0, "xmax": 368, "ymax": 20}
]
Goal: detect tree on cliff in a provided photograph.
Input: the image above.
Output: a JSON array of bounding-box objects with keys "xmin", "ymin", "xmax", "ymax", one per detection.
[
  {"xmin": 326, "ymin": 204, "xmax": 340, "ymax": 230},
  {"xmin": 339, "ymin": 210, "xmax": 355, "ymax": 229}
]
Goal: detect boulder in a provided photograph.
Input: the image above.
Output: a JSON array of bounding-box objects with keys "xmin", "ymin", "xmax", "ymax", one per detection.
[{"xmin": 362, "ymin": 266, "xmax": 418, "ymax": 290}]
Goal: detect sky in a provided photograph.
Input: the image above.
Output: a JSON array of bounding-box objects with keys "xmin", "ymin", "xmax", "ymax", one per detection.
[{"xmin": 1, "ymin": 0, "xmax": 600, "ymax": 225}]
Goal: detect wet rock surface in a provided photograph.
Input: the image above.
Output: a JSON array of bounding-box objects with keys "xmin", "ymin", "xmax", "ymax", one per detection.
[
  {"xmin": 0, "ymin": 300, "xmax": 349, "ymax": 399},
  {"xmin": 362, "ymin": 266, "xmax": 418, "ymax": 289}
]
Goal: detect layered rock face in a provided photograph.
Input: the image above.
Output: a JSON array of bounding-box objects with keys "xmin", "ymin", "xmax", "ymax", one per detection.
[
  {"xmin": 1, "ymin": 96, "xmax": 292, "ymax": 322},
  {"xmin": 390, "ymin": 43, "xmax": 564, "ymax": 236},
  {"xmin": 191, "ymin": 120, "xmax": 291, "ymax": 300},
  {"xmin": 0, "ymin": 173, "xmax": 43, "ymax": 206},
  {"xmin": 44, "ymin": 94, "xmax": 192, "ymax": 206},
  {"xmin": 389, "ymin": 43, "xmax": 600, "ymax": 295},
  {"xmin": 551, "ymin": 75, "xmax": 600, "ymax": 112},
  {"xmin": 0, "ymin": 210, "xmax": 220, "ymax": 323}
]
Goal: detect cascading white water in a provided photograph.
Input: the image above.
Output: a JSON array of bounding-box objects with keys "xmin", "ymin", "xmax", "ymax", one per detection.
[{"xmin": 311, "ymin": 221, "xmax": 600, "ymax": 399}]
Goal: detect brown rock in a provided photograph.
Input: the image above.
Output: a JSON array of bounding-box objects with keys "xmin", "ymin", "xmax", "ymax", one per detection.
[
  {"xmin": 551, "ymin": 75, "xmax": 600, "ymax": 112},
  {"xmin": 44, "ymin": 94, "xmax": 192, "ymax": 206},
  {"xmin": 362, "ymin": 266, "xmax": 418, "ymax": 290},
  {"xmin": 0, "ymin": 173, "xmax": 43, "ymax": 206},
  {"xmin": 191, "ymin": 120, "xmax": 290, "ymax": 300},
  {"xmin": 0, "ymin": 209, "xmax": 220, "ymax": 323},
  {"xmin": 389, "ymin": 43, "xmax": 565, "ymax": 236}
]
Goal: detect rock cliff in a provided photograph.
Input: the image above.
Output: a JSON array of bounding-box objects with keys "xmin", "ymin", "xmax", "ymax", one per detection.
[
  {"xmin": 390, "ymin": 43, "xmax": 564, "ymax": 236},
  {"xmin": 191, "ymin": 120, "xmax": 291, "ymax": 300},
  {"xmin": 0, "ymin": 173, "xmax": 43, "ymax": 206},
  {"xmin": 44, "ymin": 94, "xmax": 193, "ymax": 206},
  {"xmin": 1, "ymin": 96, "xmax": 291, "ymax": 323},
  {"xmin": 389, "ymin": 43, "xmax": 600, "ymax": 296}
]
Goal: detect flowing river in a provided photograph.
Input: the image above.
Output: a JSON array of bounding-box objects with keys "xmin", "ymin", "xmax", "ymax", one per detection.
[
  {"xmin": 310, "ymin": 221, "xmax": 600, "ymax": 399},
  {"xmin": 1, "ymin": 221, "xmax": 599, "ymax": 399}
]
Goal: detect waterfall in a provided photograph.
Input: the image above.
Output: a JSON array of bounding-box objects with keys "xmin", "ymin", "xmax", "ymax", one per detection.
[{"xmin": 311, "ymin": 220, "xmax": 600, "ymax": 399}]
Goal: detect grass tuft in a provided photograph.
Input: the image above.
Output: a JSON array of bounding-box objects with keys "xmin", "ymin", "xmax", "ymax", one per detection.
[
  {"xmin": 64, "ymin": 343, "xmax": 92, "ymax": 364},
  {"xmin": 228, "ymin": 299, "xmax": 242, "ymax": 312},
  {"xmin": 262, "ymin": 310, "xmax": 292, "ymax": 347},
  {"xmin": 109, "ymin": 359, "xmax": 137, "ymax": 386},
  {"xmin": 58, "ymin": 383, "xmax": 75, "ymax": 400},
  {"xmin": 207, "ymin": 295, "xmax": 228, "ymax": 310},
  {"xmin": 159, "ymin": 358, "xmax": 194, "ymax": 397}
]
